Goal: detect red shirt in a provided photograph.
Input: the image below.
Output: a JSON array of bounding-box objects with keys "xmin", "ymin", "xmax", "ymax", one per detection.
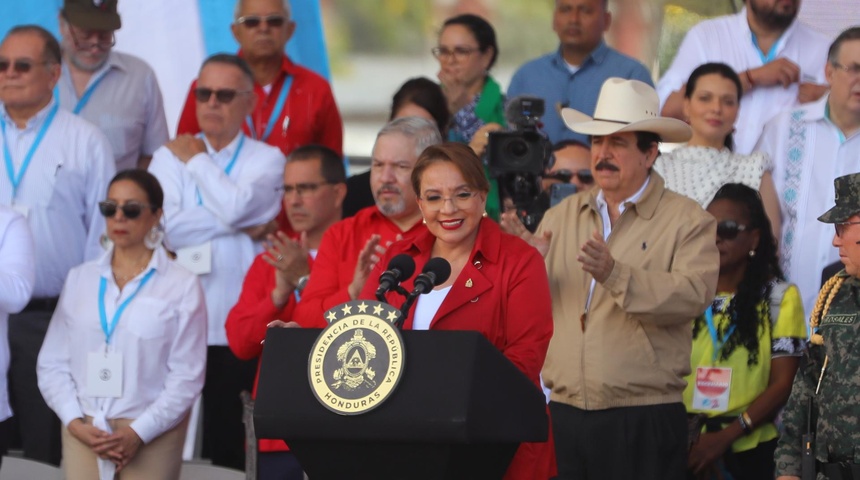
[
  {"xmin": 177, "ymin": 53, "xmax": 343, "ymax": 157},
  {"xmin": 293, "ymin": 206, "xmax": 426, "ymax": 328},
  {"xmin": 225, "ymin": 252, "xmax": 313, "ymax": 453},
  {"xmin": 360, "ymin": 219, "xmax": 556, "ymax": 480}
]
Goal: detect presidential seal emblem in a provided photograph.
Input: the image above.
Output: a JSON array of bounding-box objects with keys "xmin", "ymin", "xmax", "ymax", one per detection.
[{"xmin": 308, "ymin": 300, "xmax": 405, "ymax": 415}]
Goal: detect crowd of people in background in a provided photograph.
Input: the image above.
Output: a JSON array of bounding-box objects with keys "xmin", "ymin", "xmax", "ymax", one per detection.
[{"xmin": 1, "ymin": 0, "xmax": 859, "ymax": 479}]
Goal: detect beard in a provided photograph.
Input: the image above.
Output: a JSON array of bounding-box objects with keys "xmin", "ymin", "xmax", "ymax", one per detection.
[
  {"xmin": 376, "ymin": 196, "xmax": 406, "ymax": 217},
  {"xmin": 749, "ymin": 0, "xmax": 798, "ymax": 31}
]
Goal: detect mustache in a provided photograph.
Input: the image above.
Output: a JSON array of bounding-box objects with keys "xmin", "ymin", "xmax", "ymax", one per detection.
[
  {"xmin": 594, "ymin": 161, "xmax": 619, "ymax": 172},
  {"xmin": 376, "ymin": 184, "xmax": 402, "ymax": 195}
]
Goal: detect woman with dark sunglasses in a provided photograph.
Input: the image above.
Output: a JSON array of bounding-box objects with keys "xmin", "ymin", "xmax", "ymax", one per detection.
[
  {"xmin": 684, "ymin": 184, "xmax": 805, "ymax": 480},
  {"xmin": 655, "ymin": 63, "xmax": 782, "ymax": 240},
  {"xmin": 36, "ymin": 170, "xmax": 206, "ymax": 480}
]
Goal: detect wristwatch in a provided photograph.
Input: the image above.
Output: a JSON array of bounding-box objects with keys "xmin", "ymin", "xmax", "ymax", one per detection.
[{"xmin": 295, "ymin": 274, "xmax": 310, "ymax": 292}]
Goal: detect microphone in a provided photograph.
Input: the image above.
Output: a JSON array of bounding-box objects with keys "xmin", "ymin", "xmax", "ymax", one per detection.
[
  {"xmin": 375, "ymin": 254, "xmax": 416, "ymax": 301},
  {"xmin": 411, "ymin": 257, "xmax": 452, "ymax": 296}
]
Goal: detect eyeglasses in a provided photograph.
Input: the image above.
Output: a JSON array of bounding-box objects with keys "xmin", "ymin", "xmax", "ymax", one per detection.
[
  {"xmin": 431, "ymin": 46, "xmax": 480, "ymax": 61},
  {"xmin": 98, "ymin": 201, "xmax": 153, "ymax": 219},
  {"xmin": 67, "ymin": 22, "xmax": 115, "ymax": 50},
  {"xmin": 835, "ymin": 221, "xmax": 860, "ymax": 238},
  {"xmin": 0, "ymin": 58, "xmax": 52, "ymax": 74},
  {"xmin": 420, "ymin": 191, "xmax": 479, "ymax": 210},
  {"xmin": 545, "ymin": 169, "xmax": 594, "ymax": 185},
  {"xmin": 236, "ymin": 15, "xmax": 287, "ymax": 28},
  {"xmin": 279, "ymin": 181, "xmax": 332, "ymax": 196},
  {"xmin": 194, "ymin": 88, "xmax": 251, "ymax": 104},
  {"xmin": 831, "ymin": 61, "xmax": 860, "ymax": 77},
  {"xmin": 716, "ymin": 220, "xmax": 749, "ymax": 240}
]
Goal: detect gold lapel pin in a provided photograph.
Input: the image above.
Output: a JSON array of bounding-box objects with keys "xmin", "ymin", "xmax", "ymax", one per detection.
[{"xmin": 465, "ymin": 278, "xmax": 473, "ymax": 288}]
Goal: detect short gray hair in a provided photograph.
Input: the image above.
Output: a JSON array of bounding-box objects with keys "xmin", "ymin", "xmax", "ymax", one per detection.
[
  {"xmin": 234, "ymin": 0, "xmax": 291, "ymax": 21},
  {"xmin": 376, "ymin": 117, "xmax": 443, "ymax": 159}
]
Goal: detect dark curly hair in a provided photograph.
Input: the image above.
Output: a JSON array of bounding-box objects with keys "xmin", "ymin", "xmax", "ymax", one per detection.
[{"xmin": 693, "ymin": 183, "xmax": 783, "ymax": 366}]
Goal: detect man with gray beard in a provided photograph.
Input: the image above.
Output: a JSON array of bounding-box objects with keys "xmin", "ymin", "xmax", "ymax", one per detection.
[
  {"xmin": 293, "ymin": 117, "xmax": 441, "ymax": 327},
  {"xmin": 56, "ymin": 0, "xmax": 168, "ymax": 170}
]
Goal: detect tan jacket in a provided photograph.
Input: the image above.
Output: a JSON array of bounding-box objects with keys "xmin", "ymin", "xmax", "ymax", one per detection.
[{"xmin": 538, "ymin": 172, "xmax": 718, "ymax": 410}]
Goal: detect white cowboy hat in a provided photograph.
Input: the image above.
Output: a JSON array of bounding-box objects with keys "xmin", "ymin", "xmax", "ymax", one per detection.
[{"xmin": 561, "ymin": 78, "xmax": 692, "ymax": 143}]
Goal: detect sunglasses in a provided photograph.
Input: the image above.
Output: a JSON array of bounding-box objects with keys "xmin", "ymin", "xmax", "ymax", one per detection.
[
  {"xmin": 545, "ymin": 169, "xmax": 593, "ymax": 185},
  {"xmin": 0, "ymin": 58, "xmax": 50, "ymax": 74},
  {"xmin": 194, "ymin": 88, "xmax": 250, "ymax": 104},
  {"xmin": 236, "ymin": 15, "xmax": 287, "ymax": 28},
  {"xmin": 716, "ymin": 220, "xmax": 749, "ymax": 240},
  {"xmin": 98, "ymin": 201, "xmax": 153, "ymax": 219}
]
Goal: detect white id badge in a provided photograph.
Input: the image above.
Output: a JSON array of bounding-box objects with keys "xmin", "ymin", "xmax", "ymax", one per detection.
[
  {"xmin": 86, "ymin": 352, "xmax": 123, "ymax": 398},
  {"xmin": 692, "ymin": 366, "xmax": 732, "ymax": 412},
  {"xmin": 176, "ymin": 242, "xmax": 212, "ymax": 275},
  {"xmin": 11, "ymin": 204, "xmax": 29, "ymax": 218}
]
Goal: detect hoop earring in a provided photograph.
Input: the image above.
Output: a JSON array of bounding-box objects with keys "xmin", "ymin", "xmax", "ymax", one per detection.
[{"xmin": 145, "ymin": 225, "xmax": 165, "ymax": 250}]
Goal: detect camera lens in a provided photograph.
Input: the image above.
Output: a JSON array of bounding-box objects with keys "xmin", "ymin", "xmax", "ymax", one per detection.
[{"xmin": 506, "ymin": 139, "xmax": 528, "ymax": 157}]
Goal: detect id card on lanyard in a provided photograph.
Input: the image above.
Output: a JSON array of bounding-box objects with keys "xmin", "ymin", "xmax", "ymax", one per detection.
[
  {"xmin": 86, "ymin": 269, "xmax": 155, "ymax": 398},
  {"xmin": 692, "ymin": 306, "xmax": 734, "ymax": 412}
]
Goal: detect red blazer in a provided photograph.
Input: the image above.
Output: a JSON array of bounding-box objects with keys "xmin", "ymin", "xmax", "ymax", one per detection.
[
  {"xmin": 225, "ymin": 252, "xmax": 314, "ymax": 453},
  {"xmin": 360, "ymin": 218, "xmax": 556, "ymax": 480},
  {"xmin": 293, "ymin": 206, "xmax": 426, "ymax": 328},
  {"xmin": 176, "ymin": 53, "xmax": 343, "ymax": 157}
]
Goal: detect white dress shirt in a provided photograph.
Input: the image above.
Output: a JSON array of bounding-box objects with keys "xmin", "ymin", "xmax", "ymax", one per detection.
[
  {"xmin": 36, "ymin": 246, "xmax": 207, "ymax": 444},
  {"xmin": 0, "ymin": 206, "xmax": 35, "ymax": 421},
  {"xmin": 58, "ymin": 51, "xmax": 169, "ymax": 172},
  {"xmin": 755, "ymin": 95, "xmax": 860, "ymax": 320},
  {"xmin": 148, "ymin": 132, "xmax": 285, "ymax": 345},
  {"xmin": 657, "ymin": 8, "xmax": 830, "ymax": 154},
  {"xmin": 0, "ymin": 99, "xmax": 115, "ymax": 297}
]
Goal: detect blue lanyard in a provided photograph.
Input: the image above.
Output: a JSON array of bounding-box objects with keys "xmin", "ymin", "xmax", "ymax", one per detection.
[
  {"xmin": 72, "ymin": 72, "xmax": 108, "ymax": 114},
  {"xmin": 196, "ymin": 135, "xmax": 245, "ymax": 205},
  {"xmin": 750, "ymin": 32, "xmax": 783, "ymax": 64},
  {"xmin": 705, "ymin": 306, "xmax": 736, "ymax": 364},
  {"xmin": 2, "ymin": 102, "xmax": 59, "ymax": 199},
  {"xmin": 245, "ymin": 76, "xmax": 292, "ymax": 142},
  {"xmin": 98, "ymin": 268, "xmax": 156, "ymax": 346}
]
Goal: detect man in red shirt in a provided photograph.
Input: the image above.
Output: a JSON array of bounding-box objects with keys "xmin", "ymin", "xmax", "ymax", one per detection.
[
  {"xmin": 225, "ymin": 144, "xmax": 346, "ymax": 480},
  {"xmin": 294, "ymin": 117, "xmax": 442, "ymax": 327},
  {"xmin": 176, "ymin": 0, "xmax": 342, "ymax": 157}
]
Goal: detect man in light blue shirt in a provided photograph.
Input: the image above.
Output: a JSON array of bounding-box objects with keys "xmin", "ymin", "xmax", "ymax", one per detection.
[{"xmin": 507, "ymin": 0, "xmax": 652, "ymax": 145}]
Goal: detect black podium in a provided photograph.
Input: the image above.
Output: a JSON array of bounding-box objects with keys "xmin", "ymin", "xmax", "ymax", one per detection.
[{"xmin": 254, "ymin": 328, "xmax": 548, "ymax": 480}]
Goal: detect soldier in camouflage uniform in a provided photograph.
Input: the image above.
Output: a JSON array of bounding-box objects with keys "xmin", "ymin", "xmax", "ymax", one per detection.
[{"xmin": 775, "ymin": 172, "xmax": 860, "ymax": 480}]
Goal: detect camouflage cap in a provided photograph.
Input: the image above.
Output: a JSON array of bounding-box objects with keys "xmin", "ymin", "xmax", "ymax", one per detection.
[
  {"xmin": 62, "ymin": 0, "xmax": 121, "ymax": 31},
  {"xmin": 818, "ymin": 173, "xmax": 860, "ymax": 223}
]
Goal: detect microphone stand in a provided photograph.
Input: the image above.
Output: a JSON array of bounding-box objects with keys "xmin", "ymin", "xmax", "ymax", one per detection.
[
  {"xmin": 376, "ymin": 285, "xmax": 410, "ymax": 303},
  {"xmin": 396, "ymin": 291, "xmax": 422, "ymax": 329}
]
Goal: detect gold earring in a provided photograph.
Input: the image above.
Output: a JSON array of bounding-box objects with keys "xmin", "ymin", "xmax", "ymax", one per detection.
[
  {"xmin": 749, "ymin": 250, "xmax": 755, "ymax": 257},
  {"xmin": 482, "ymin": 211, "xmax": 488, "ymax": 218},
  {"xmin": 422, "ymin": 218, "xmax": 427, "ymax": 224}
]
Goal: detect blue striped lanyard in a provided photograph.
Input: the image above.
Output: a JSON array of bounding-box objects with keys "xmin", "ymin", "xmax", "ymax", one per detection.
[
  {"xmin": 98, "ymin": 268, "xmax": 156, "ymax": 346},
  {"xmin": 245, "ymin": 76, "xmax": 292, "ymax": 141},
  {"xmin": 705, "ymin": 306, "xmax": 736, "ymax": 364},
  {"xmin": 750, "ymin": 31, "xmax": 784, "ymax": 64},
  {"xmin": 72, "ymin": 72, "xmax": 109, "ymax": 114},
  {"xmin": 2, "ymin": 102, "xmax": 59, "ymax": 199},
  {"xmin": 196, "ymin": 135, "xmax": 245, "ymax": 205}
]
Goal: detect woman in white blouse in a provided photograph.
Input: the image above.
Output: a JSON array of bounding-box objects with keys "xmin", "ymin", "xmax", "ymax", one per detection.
[
  {"xmin": 37, "ymin": 170, "xmax": 207, "ymax": 480},
  {"xmin": 655, "ymin": 62, "xmax": 781, "ymax": 238}
]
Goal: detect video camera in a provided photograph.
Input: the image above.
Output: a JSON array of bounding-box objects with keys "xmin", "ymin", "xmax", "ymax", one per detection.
[{"xmin": 486, "ymin": 96, "xmax": 552, "ymax": 231}]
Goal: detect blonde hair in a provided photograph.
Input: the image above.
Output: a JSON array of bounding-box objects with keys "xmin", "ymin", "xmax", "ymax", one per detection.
[{"xmin": 809, "ymin": 275, "xmax": 846, "ymax": 345}]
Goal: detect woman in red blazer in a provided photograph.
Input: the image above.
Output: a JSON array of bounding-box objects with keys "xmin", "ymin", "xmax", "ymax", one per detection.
[{"xmin": 361, "ymin": 142, "xmax": 555, "ymax": 480}]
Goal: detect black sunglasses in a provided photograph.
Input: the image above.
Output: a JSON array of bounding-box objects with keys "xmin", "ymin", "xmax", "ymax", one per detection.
[
  {"xmin": 716, "ymin": 220, "xmax": 749, "ymax": 240},
  {"xmin": 236, "ymin": 15, "xmax": 287, "ymax": 28},
  {"xmin": 0, "ymin": 58, "xmax": 50, "ymax": 74},
  {"xmin": 546, "ymin": 169, "xmax": 593, "ymax": 185},
  {"xmin": 98, "ymin": 201, "xmax": 153, "ymax": 219},
  {"xmin": 194, "ymin": 88, "xmax": 250, "ymax": 104}
]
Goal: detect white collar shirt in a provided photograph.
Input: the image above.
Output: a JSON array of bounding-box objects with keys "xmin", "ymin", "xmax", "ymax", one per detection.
[
  {"xmin": 0, "ymin": 207, "xmax": 35, "ymax": 421},
  {"xmin": 58, "ymin": 51, "xmax": 169, "ymax": 172},
  {"xmin": 36, "ymin": 246, "xmax": 207, "ymax": 444},
  {"xmin": 657, "ymin": 8, "xmax": 830, "ymax": 154},
  {"xmin": 147, "ymin": 132, "xmax": 286, "ymax": 345},
  {"xmin": 0, "ymin": 99, "xmax": 115, "ymax": 297},
  {"xmin": 755, "ymin": 95, "xmax": 860, "ymax": 320}
]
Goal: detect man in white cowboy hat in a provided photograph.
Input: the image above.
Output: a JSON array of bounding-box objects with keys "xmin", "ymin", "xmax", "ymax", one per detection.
[{"xmin": 512, "ymin": 78, "xmax": 719, "ymax": 479}]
